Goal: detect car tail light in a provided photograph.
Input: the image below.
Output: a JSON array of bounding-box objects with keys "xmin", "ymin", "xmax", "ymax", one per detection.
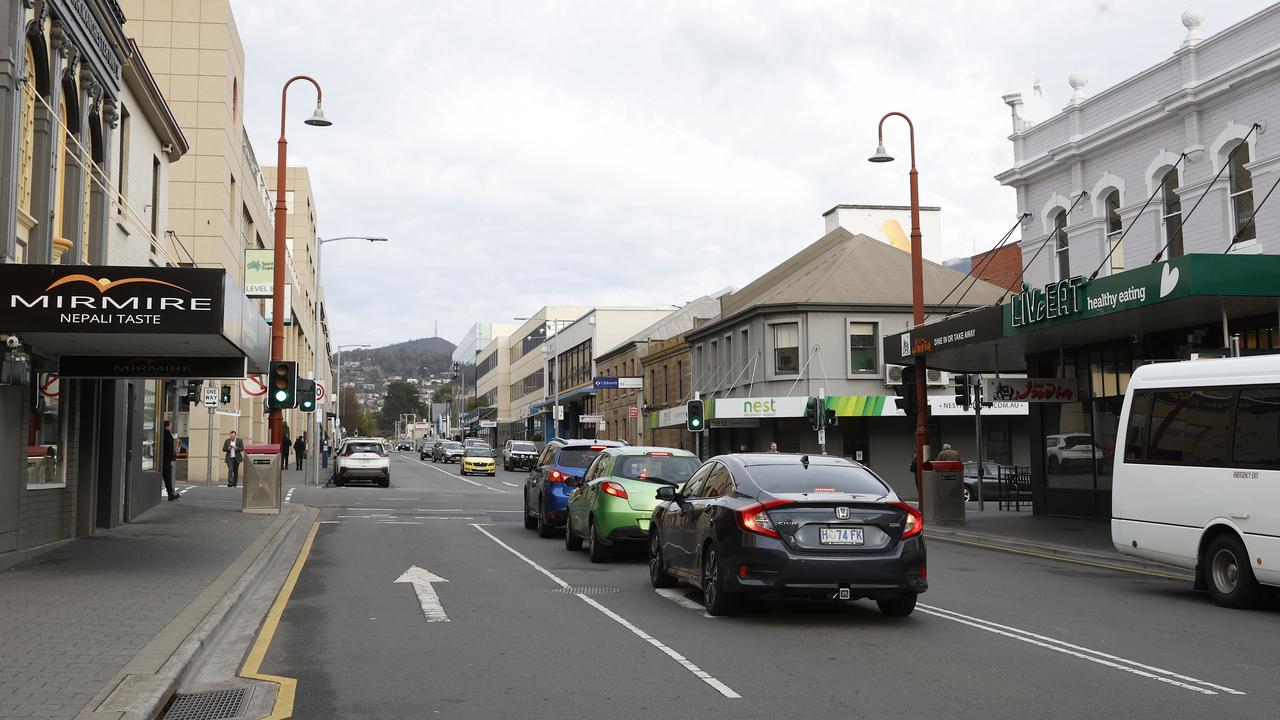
[
  {"xmin": 890, "ymin": 501, "xmax": 923, "ymax": 539},
  {"xmin": 549, "ymin": 469, "xmax": 565, "ymax": 483},
  {"xmin": 736, "ymin": 499, "xmax": 793, "ymax": 539},
  {"xmin": 590, "ymin": 445, "xmax": 606, "ymax": 451},
  {"xmin": 601, "ymin": 481, "xmax": 628, "ymax": 499},
  {"xmin": 647, "ymin": 451, "xmax": 672, "ymax": 456}
]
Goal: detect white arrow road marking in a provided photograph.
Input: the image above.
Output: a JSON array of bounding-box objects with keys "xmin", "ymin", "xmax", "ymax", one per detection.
[{"xmin": 395, "ymin": 566, "xmax": 450, "ymax": 623}]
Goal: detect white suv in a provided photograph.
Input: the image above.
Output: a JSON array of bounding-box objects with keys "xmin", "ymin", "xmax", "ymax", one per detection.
[
  {"xmin": 1045, "ymin": 433, "xmax": 1099, "ymax": 474},
  {"xmin": 333, "ymin": 438, "xmax": 391, "ymax": 487}
]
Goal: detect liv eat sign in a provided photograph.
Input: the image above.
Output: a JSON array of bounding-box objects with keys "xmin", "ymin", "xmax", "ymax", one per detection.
[{"xmin": 1010, "ymin": 277, "xmax": 1089, "ymax": 328}]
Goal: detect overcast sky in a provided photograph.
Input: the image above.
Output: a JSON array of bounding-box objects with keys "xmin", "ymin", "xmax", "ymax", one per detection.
[{"xmin": 230, "ymin": 0, "xmax": 1271, "ymax": 349}]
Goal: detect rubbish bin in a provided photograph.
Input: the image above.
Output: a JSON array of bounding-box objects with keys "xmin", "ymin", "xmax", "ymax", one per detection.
[
  {"xmin": 922, "ymin": 460, "xmax": 966, "ymax": 525},
  {"xmin": 241, "ymin": 443, "xmax": 281, "ymax": 515}
]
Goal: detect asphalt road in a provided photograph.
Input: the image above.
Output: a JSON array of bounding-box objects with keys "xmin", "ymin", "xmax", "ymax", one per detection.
[{"xmin": 256, "ymin": 451, "xmax": 1280, "ymax": 719}]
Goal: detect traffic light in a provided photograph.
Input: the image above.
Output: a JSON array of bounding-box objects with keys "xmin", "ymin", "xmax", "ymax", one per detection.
[
  {"xmin": 268, "ymin": 361, "xmax": 298, "ymax": 409},
  {"xmin": 184, "ymin": 379, "xmax": 202, "ymax": 405},
  {"xmin": 804, "ymin": 397, "xmax": 821, "ymax": 430},
  {"xmin": 220, "ymin": 384, "xmax": 232, "ymax": 405},
  {"xmin": 954, "ymin": 374, "xmax": 972, "ymax": 410},
  {"xmin": 824, "ymin": 407, "xmax": 837, "ymax": 428},
  {"xmin": 894, "ymin": 367, "xmax": 919, "ymax": 417},
  {"xmin": 686, "ymin": 399, "xmax": 705, "ymax": 432},
  {"xmin": 297, "ymin": 378, "xmax": 317, "ymax": 413}
]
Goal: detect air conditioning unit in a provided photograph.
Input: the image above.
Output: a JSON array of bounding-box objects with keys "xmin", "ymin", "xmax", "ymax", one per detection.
[{"xmin": 884, "ymin": 364, "xmax": 949, "ymax": 386}]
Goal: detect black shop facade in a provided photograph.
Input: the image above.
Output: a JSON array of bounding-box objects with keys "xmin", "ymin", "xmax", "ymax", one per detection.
[
  {"xmin": 0, "ymin": 264, "xmax": 267, "ymax": 555},
  {"xmin": 884, "ymin": 254, "xmax": 1280, "ymax": 519}
]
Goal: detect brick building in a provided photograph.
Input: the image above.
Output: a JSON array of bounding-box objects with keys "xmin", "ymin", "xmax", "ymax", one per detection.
[{"xmin": 970, "ymin": 243, "xmax": 1023, "ymax": 293}]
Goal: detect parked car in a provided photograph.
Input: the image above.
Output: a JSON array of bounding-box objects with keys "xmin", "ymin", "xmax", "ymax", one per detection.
[
  {"xmin": 464, "ymin": 437, "xmax": 488, "ymax": 448},
  {"xmin": 1045, "ymin": 433, "xmax": 1100, "ymax": 473},
  {"xmin": 461, "ymin": 446, "xmax": 497, "ymax": 476},
  {"xmin": 502, "ymin": 440, "xmax": 539, "ymax": 472},
  {"xmin": 434, "ymin": 441, "xmax": 463, "ymax": 463},
  {"xmin": 962, "ymin": 461, "xmax": 1015, "ymax": 503},
  {"xmin": 396, "ymin": 440, "xmax": 413, "ymax": 451},
  {"xmin": 565, "ymin": 447, "xmax": 700, "ymax": 562},
  {"xmin": 648, "ymin": 453, "xmax": 926, "ymax": 616},
  {"xmin": 333, "ymin": 439, "xmax": 390, "ymax": 488},
  {"xmin": 523, "ymin": 439, "xmax": 626, "ymax": 538}
]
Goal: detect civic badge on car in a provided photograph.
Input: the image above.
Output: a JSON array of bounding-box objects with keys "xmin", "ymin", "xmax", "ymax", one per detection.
[{"xmin": 835, "ymin": 507, "xmax": 850, "ymax": 520}]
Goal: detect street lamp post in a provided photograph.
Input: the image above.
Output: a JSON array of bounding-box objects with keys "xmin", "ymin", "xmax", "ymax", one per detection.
[
  {"xmin": 869, "ymin": 111, "xmax": 930, "ymax": 516},
  {"xmin": 311, "ymin": 235, "xmax": 386, "ymax": 487},
  {"xmin": 270, "ymin": 75, "xmax": 332, "ymax": 446}
]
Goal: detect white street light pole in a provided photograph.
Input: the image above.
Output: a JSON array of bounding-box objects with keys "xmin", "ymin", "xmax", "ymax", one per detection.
[{"xmin": 312, "ymin": 236, "xmax": 386, "ymax": 487}]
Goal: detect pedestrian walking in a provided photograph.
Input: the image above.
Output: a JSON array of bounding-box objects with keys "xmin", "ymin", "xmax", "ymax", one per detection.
[
  {"xmin": 935, "ymin": 444, "xmax": 961, "ymax": 462},
  {"xmin": 909, "ymin": 448, "xmax": 919, "ymax": 475},
  {"xmin": 222, "ymin": 430, "xmax": 245, "ymax": 487},
  {"xmin": 294, "ymin": 434, "xmax": 307, "ymax": 471},
  {"xmin": 280, "ymin": 434, "xmax": 291, "ymax": 469},
  {"xmin": 768, "ymin": 441, "xmax": 779, "ymax": 453},
  {"xmin": 161, "ymin": 420, "xmax": 178, "ymax": 500}
]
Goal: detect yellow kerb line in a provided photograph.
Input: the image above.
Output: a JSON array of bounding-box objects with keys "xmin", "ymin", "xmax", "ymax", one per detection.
[
  {"xmin": 240, "ymin": 521, "xmax": 320, "ymax": 719},
  {"xmin": 932, "ymin": 534, "xmax": 1188, "ymax": 581}
]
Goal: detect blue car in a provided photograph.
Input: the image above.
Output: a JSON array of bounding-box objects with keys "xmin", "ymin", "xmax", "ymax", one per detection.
[{"xmin": 524, "ymin": 439, "xmax": 625, "ymax": 538}]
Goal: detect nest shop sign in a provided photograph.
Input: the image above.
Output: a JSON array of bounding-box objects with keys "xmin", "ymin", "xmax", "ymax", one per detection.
[{"xmin": 1010, "ymin": 276, "xmax": 1090, "ymax": 329}]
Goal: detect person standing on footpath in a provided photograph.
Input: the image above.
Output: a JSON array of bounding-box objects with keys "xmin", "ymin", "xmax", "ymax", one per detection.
[
  {"xmin": 768, "ymin": 441, "xmax": 779, "ymax": 453},
  {"xmin": 935, "ymin": 444, "xmax": 961, "ymax": 462},
  {"xmin": 280, "ymin": 434, "xmax": 291, "ymax": 470},
  {"xmin": 223, "ymin": 430, "xmax": 245, "ymax": 487},
  {"xmin": 294, "ymin": 433, "xmax": 307, "ymax": 471},
  {"xmin": 161, "ymin": 420, "xmax": 178, "ymax": 501}
]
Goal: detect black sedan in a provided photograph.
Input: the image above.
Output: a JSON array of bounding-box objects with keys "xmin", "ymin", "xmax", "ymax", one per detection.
[{"xmin": 648, "ymin": 453, "xmax": 926, "ymax": 616}]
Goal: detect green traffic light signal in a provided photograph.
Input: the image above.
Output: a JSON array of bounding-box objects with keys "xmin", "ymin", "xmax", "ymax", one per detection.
[
  {"xmin": 267, "ymin": 361, "xmax": 298, "ymax": 409},
  {"xmin": 686, "ymin": 399, "xmax": 705, "ymax": 433}
]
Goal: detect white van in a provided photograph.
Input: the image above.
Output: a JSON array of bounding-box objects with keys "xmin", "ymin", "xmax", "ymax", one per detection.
[{"xmin": 1112, "ymin": 356, "xmax": 1279, "ymax": 608}]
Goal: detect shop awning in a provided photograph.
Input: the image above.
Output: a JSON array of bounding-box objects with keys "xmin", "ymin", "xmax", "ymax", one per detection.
[
  {"xmin": 530, "ymin": 385, "xmax": 596, "ymax": 411},
  {"xmin": 882, "ymin": 254, "xmax": 1280, "ymax": 373},
  {"xmin": 0, "ymin": 264, "xmax": 269, "ymax": 377}
]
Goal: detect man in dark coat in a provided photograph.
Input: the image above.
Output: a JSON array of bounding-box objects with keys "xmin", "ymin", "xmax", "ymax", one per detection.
[
  {"xmin": 280, "ymin": 434, "xmax": 291, "ymax": 469},
  {"xmin": 222, "ymin": 430, "xmax": 245, "ymax": 487},
  {"xmin": 161, "ymin": 420, "xmax": 178, "ymax": 500},
  {"xmin": 294, "ymin": 434, "xmax": 307, "ymax": 471}
]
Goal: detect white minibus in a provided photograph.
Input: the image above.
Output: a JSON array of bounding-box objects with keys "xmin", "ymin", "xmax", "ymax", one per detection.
[{"xmin": 1112, "ymin": 356, "xmax": 1279, "ymax": 608}]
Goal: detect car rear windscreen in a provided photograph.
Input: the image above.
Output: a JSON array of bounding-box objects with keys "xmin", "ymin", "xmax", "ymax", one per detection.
[
  {"xmin": 347, "ymin": 442, "xmax": 382, "ymax": 455},
  {"xmin": 615, "ymin": 456, "xmax": 699, "ymax": 485},
  {"xmin": 747, "ymin": 464, "xmax": 889, "ymax": 495},
  {"xmin": 512, "ymin": 443, "xmax": 537, "ymax": 452},
  {"xmin": 464, "ymin": 448, "xmax": 494, "ymax": 457},
  {"xmin": 558, "ymin": 447, "xmax": 605, "ymax": 469}
]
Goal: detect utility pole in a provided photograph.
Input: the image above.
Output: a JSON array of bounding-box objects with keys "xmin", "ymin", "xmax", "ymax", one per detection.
[
  {"xmin": 973, "ymin": 375, "xmax": 985, "ymax": 511},
  {"xmin": 205, "ymin": 404, "xmax": 215, "ymax": 486}
]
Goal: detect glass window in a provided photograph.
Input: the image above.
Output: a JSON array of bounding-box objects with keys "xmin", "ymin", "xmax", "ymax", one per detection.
[
  {"xmin": 1233, "ymin": 387, "xmax": 1280, "ymax": 468},
  {"xmin": 1123, "ymin": 392, "xmax": 1151, "ymax": 461},
  {"xmin": 773, "ymin": 322, "xmax": 799, "ymax": 375},
  {"xmin": 1229, "ymin": 143, "xmax": 1256, "ymax": 243},
  {"xmin": 1105, "ymin": 190, "xmax": 1124, "ymax": 272},
  {"xmin": 141, "ymin": 381, "xmax": 158, "ymax": 471},
  {"xmin": 1184, "ymin": 389, "xmax": 1232, "ymax": 465},
  {"xmin": 681, "ymin": 463, "xmax": 713, "ymax": 497},
  {"xmin": 615, "ymin": 455, "xmax": 700, "ymax": 486},
  {"xmin": 28, "ymin": 373, "xmax": 66, "ymax": 488},
  {"xmin": 849, "ymin": 322, "xmax": 878, "ymax": 374},
  {"xmin": 1161, "ymin": 170, "xmax": 1183, "ymax": 258},
  {"xmin": 557, "ymin": 446, "xmax": 605, "ymax": 469},
  {"xmin": 745, "ymin": 463, "xmax": 888, "ymax": 495},
  {"xmin": 1053, "ymin": 210, "xmax": 1070, "ymax": 280},
  {"xmin": 1147, "ymin": 391, "xmax": 1188, "ymax": 463}
]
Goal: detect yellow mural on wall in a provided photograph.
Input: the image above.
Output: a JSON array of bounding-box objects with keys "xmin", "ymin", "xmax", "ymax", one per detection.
[{"xmin": 880, "ymin": 218, "xmax": 911, "ymax": 253}]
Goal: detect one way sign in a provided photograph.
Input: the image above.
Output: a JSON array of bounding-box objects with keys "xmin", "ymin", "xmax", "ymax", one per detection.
[{"xmin": 201, "ymin": 387, "xmax": 219, "ymax": 407}]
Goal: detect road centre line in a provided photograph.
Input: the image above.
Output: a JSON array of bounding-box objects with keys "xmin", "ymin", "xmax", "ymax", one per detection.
[
  {"xmin": 409, "ymin": 456, "xmax": 505, "ymax": 494},
  {"xmin": 917, "ymin": 603, "xmax": 1242, "ymax": 696},
  {"xmin": 471, "ymin": 523, "xmax": 740, "ymax": 699},
  {"xmin": 502, "ymin": 482, "xmax": 519, "ymax": 487}
]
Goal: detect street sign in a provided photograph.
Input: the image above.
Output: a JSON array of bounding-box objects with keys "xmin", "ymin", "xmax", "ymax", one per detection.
[
  {"xmin": 594, "ymin": 377, "xmax": 643, "ymax": 390},
  {"xmin": 479, "ymin": 420, "xmax": 497, "ymax": 428},
  {"xmin": 580, "ymin": 414, "xmax": 603, "ymax": 424},
  {"xmin": 201, "ymin": 387, "xmax": 219, "ymax": 407},
  {"xmin": 629, "ymin": 406, "xmax": 639, "ymax": 419},
  {"xmin": 817, "ymin": 429, "xmax": 826, "ymax": 445},
  {"xmin": 553, "ymin": 405, "xmax": 565, "ymax": 421},
  {"xmin": 316, "ymin": 381, "xmax": 325, "ymax": 400}
]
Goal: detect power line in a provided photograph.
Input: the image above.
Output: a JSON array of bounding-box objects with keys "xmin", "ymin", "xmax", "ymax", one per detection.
[
  {"xmin": 1152, "ymin": 124, "xmax": 1259, "ymax": 264},
  {"xmin": 999, "ymin": 190, "xmax": 1088, "ymax": 305}
]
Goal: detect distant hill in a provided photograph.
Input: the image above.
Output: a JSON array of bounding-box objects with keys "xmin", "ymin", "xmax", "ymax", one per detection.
[{"xmin": 338, "ymin": 337, "xmax": 456, "ymax": 380}]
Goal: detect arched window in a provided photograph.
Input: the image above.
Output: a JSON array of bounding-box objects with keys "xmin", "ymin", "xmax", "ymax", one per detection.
[
  {"xmin": 1229, "ymin": 143, "xmax": 1255, "ymax": 243},
  {"xmin": 1105, "ymin": 190, "xmax": 1123, "ymax": 273},
  {"xmin": 1161, "ymin": 169, "xmax": 1183, "ymax": 258},
  {"xmin": 1053, "ymin": 210, "xmax": 1069, "ymax": 280}
]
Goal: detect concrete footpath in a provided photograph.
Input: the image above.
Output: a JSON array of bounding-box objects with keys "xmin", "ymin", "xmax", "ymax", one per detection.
[
  {"xmin": 0, "ymin": 486, "xmax": 316, "ymax": 720},
  {"xmin": 928, "ymin": 506, "xmax": 1194, "ymax": 579}
]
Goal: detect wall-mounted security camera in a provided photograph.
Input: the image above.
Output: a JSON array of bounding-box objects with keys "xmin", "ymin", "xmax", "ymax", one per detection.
[{"xmin": 5, "ymin": 335, "xmax": 21, "ymax": 349}]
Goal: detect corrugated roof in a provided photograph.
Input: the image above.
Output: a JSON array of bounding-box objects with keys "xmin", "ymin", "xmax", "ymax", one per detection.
[{"xmin": 720, "ymin": 228, "xmax": 1005, "ymax": 318}]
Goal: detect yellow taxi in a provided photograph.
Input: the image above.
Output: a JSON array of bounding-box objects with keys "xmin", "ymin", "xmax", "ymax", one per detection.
[{"xmin": 461, "ymin": 445, "xmax": 497, "ymax": 476}]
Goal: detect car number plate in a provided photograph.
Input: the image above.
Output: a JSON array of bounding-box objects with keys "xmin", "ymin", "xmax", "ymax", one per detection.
[{"xmin": 819, "ymin": 527, "xmax": 864, "ymax": 545}]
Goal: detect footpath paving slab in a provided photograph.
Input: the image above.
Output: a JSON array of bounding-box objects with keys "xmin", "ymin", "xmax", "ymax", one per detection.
[{"xmin": 0, "ymin": 492, "xmax": 278, "ymax": 720}]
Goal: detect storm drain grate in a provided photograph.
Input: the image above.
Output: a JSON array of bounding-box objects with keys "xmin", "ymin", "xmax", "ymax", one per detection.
[
  {"xmin": 160, "ymin": 688, "xmax": 251, "ymax": 720},
  {"xmin": 554, "ymin": 585, "xmax": 622, "ymax": 595}
]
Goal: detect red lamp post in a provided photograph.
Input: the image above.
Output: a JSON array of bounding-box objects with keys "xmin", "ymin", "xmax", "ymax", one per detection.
[
  {"xmin": 870, "ymin": 111, "xmax": 930, "ymax": 515},
  {"xmin": 269, "ymin": 75, "xmax": 331, "ymax": 444}
]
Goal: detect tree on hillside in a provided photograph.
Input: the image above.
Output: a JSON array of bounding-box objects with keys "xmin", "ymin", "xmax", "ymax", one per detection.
[
  {"xmin": 431, "ymin": 384, "xmax": 453, "ymax": 404},
  {"xmin": 339, "ymin": 386, "xmax": 373, "ymax": 436},
  {"xmin": 378, "ymin": 381, "xmax": 427, "ymax": 435}
]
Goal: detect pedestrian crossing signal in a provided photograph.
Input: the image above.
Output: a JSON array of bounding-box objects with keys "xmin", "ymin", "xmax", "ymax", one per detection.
[
  {"xmin": 686, "ymin": 399, "xmax": 704, "ymax": 433},
  {"xmin": 220, "ymin": 385, "xmax": 232, "ymax": 405}
]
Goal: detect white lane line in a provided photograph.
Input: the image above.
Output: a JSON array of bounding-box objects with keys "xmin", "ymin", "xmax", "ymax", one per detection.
[
  {"xmin": 502, "ymin": 482, "xmax": 519, "ymax": 487},
  {"xmin": 414, "ymin": 508, "xmax": 465, "ymax": 512},
  {"xmin": 284, "ymin": 488, "xmax": 296, "ymax": 503},
  {"xmin": 318, "ymin": 520, "xmax": 342, "ymax": 524},
  {"xmin": 350, "ymin": 507, "xmax": 399, "ymax": 511},
  {"xmin": 377, "ymin": 521, "xmax": 424, "ymax": 525},
  {"xmin": 918, "ymin": 604, "xmax": 1242, "ymax": 696},
  {"xmin": 471, "ymin": 523, "xmax": 740, "ymax": 699},
  {"xmin": 409, "ymin": 456, "xmax": 505, "ymax": 494},
  {"xmin": 414, "ymin": 516, "xmax": 477, "ymax": 520},
  {"xmin": 655, "ymin": 589, "xmax": 719, "ymax": 619}
]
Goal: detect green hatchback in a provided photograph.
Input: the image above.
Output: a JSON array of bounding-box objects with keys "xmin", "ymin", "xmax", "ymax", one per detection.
[{"xmin": 564, "ymin": 447, "xmax": 701, "ymax": 562}]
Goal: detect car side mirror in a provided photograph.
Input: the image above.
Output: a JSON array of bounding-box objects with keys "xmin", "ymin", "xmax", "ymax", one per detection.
[
  {"xmin": 656, "ymin": 486, "xmax": 678, "ymax": 502},
  {"xmin": 566, "ymin": 476, "xmax": 582, "ymax": 488}
]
